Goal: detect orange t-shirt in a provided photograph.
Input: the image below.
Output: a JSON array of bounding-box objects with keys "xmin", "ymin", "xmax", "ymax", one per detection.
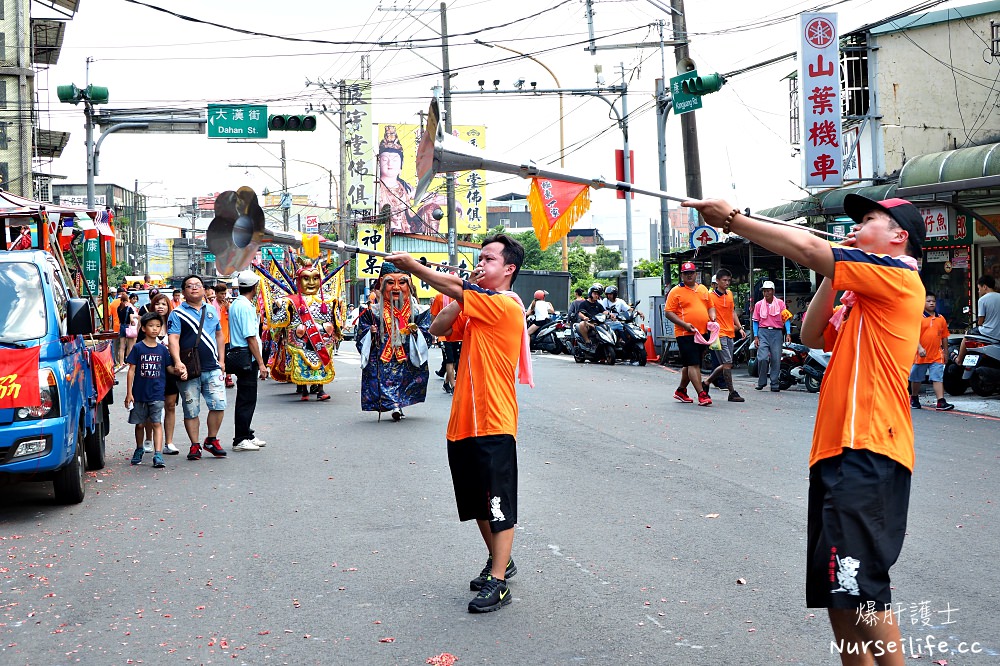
[
  {"xmin": 430, "ymin": 293, "xmax": 456, "ymax": 342},
  {"xmin": 708, "ymin": 288, "xmax": 736, "ymax": 338},
  {"xmin": 216, "ymin": 300, "xmax": 231, "ymax": 345},
  {"xmin": 110, "ymin": 297, "xmax": 124, "ymax": 329},
  {"xmin": 810, "ymin": 248, "xmax": 925, "ymax": 472},
  {"xmin": 446, "ymin": 284, "xmax": 523, "ymax": 441},
  {"xmin": 665, "ymin": 284, "xmax": 711, "ymax": 337},
  {"xmin": 914, "ymin": 314, "xmax": 948, "ymax": 365}
]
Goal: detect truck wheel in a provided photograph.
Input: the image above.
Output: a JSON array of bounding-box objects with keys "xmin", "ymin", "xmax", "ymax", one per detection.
[
  {"xmin": 85, "ymin": 404, "xmax": 107, "ymax": 471},
  {"xmin": 54, "ymin": 426, "xmax": 86, "ymax": 505}
]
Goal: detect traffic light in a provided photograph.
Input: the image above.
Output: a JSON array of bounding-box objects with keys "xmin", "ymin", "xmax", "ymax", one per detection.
[
  {"xmin": 680, "ymin": 73, "xmax": 726, "ymax": 96},
  {"xmin": 57, "ymin": 83, "xmax": 109, "ymax": 105},
  {"xmin": 268, "ymin": 114, "xmax": 317, "ymax": 131}
]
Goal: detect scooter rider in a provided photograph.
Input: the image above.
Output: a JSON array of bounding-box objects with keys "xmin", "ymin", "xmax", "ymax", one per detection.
[
  {"xmin": 526, "ymin": 289, "xmax": 556, "ymax": 337},
  {"xmin": 576, "ymin": 285, "xmax": 607, "ymax": 347},
  {"xmin": 601, "ymin": 285, "xmax": 637, "ymax": 320}
]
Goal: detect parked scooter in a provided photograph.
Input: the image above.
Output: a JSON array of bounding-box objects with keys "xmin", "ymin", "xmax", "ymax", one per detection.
[
  {"xmin": 946, "ymin": 330, "xmax": 1000, "ymax": 396},
  {"xmin": 527, "ymin": 313, "xmax": 566, "ymax": 355},
  {"xmin": 608, "ymin": 303, "xmax": 648, "ymax": 366},
  {"xmin": 572, "ymin": 312, "xmax": 618, "ymax": 364},
  {"xmin": 781, "ymin": 343, "xmax": 831, "ymax": 393}
]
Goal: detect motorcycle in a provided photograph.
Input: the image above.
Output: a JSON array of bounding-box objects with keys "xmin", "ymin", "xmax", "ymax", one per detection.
[
  {"xmin": 945, "ymin": 330, "xmax": 1000, "ymax": 396},
  {"xmin": 608, "ymin": 303, "xmax": 648, "ymax": 366},
  {"xmin": 527, "ymin": 313, "xmax": 566, "ymax": 355},
  {"xmin": 780, "ymin": 343, "xmax": 831, "ymax": 393},
  {"xmin": 572, "ymin": 312, "xmax": 618, "ymax": 365}
]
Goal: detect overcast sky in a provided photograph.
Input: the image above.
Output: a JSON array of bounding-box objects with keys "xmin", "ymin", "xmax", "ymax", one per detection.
[{"xmin": 38, "ymin": 0, "xmax": 970, "ymax": 241}]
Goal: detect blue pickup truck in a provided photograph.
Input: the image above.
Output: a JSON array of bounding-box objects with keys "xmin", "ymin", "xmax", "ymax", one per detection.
[{"xmin": 0, "ymin": 250, "xmax": 112, "ymax": 503}]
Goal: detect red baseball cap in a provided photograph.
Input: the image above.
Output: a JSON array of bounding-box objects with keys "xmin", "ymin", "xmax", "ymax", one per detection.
[
  {"xmin": 843, "ymin": 194, "xmax": 925, "ymax": 258},
  {"xmin": 680, "ymin": 261, "xmax": 697, "ymax": 273}
]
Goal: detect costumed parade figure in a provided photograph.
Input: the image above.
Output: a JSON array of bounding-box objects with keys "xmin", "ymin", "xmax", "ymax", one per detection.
[
  {"xmin": 270, "ymin": 258, "xmax": 343, "ymax": 401},
  {"xmin": 356, "ymin": 262, "xmax": 432, "ymax": 420}
]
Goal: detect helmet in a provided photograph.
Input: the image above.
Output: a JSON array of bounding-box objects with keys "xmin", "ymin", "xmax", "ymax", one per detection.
[
  {"xmin": 589, "ymin": 283, "xmax": 604, "ymax": 295},
  {"xmin": 533, "ymin": 290, "xmax": 547, "ymax": 300},
  {"xmin": 605, "ymin": 285, "xmax": 618, "ymax": 296}
]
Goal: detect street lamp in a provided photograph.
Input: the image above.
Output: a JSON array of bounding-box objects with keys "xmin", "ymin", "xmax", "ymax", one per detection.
[
  {"xmin": 289, "ymin": 158, "xmax": 338, "ymax": 210},
  {"xmin": 475, "ymin": 39, "xmax": 569, "ymax": 271}
]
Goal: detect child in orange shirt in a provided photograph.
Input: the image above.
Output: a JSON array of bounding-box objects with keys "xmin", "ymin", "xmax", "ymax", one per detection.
[{"xmin": 909, "ymin": 292, "xmax": 954, "ymax": 411}]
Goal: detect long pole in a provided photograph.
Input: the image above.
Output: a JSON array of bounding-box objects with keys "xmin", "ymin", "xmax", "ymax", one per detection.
[
  {"xmin": 339, "ymin": 82, "xmax": 348, "ymax": 243},
  {"xmin": 85, "ymin": 102, "xmax": 95, "ymax": 208},
  {"xmin": 657, "ymin": 79, "xmax": 672, "ymax": 280},
  {"xmin": 441, "ymin": 2, "xmax": 457, "ymax": 267},
  {"xmin": 620, "ymin": 63, "xmax": 634, "ymax": 304},
  {"xmin": 280, "ymin": 140, "xmax": 289, "ymax": 231},
  {"xmin": 671, "ymin": 0, "xmax": 703, "ymax": 199}
]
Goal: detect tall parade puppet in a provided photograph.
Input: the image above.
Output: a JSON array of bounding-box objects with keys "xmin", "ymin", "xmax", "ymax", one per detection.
[
  {"xmin": 355, "ymin": 262, "xmax": 433, "ymax": 420},
  {"xmin": 267, "ymin": 255, "xmax": 344, "ymax": 401}
]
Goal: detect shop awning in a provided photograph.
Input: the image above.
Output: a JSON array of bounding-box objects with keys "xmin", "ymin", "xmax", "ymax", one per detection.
[
  {"xmin": 756, "ymin": 183, "xmax": 897, "ymax": 221},
  {"xmin": 756, "ymin": 142, "xmax": 1000, "ymax": 220}
]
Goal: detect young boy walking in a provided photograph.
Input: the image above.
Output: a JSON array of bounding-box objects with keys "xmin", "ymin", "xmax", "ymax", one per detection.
[
  {"xmin": 126, "ymin": 312, "xmax": 177, "ymax": 469},
  {"xmin": 909, "ymin": 292, "xmax": 954, "ymax": 411}
]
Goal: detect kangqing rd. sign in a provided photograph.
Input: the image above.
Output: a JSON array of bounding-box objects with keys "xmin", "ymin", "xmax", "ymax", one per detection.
[
  {"xmin": 799, "ymin": 13, "xmax": 843, "ymax": 188},
  {"xmin": 207, "ymin": 104, "xmax": 268, "ymax": 139}
]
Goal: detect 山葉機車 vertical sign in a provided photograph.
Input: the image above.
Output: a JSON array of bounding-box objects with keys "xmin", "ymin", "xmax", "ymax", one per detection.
[{"xmin": 799, "ymin": 13, "xmax": 842, "ymax": 188}]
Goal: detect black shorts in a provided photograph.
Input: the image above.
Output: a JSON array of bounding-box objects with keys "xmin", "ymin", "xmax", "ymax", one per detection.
[
  {"xmin": 442, "ymin": 341, "xmax": 462, "ymax": 365},
  {"xmin": 806, "ymin": 449, "xmax": 911, "ymax": 609},
  {"xmin": 447, "ymin": 434, "xmax": 517, "ymax": 533},
  {"xmin": 165, "ymin": 371, "xmax": 179, "ymax": 397},
  {"xmin": 676, "ymin": 334, "xmax": 708, "ymax": 367}
]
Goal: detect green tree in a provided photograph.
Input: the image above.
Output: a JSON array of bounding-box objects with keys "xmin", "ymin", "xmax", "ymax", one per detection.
[
  {"xmin": 511, "ymin": 229, "xmax": 561, "ymax": 271},
  {"xmin": 635, "ymin": 258, "xmax": 663, "ymax": 277},
  {"xmin": 567, "ymin": 243, "xmax": 593, "ymax": 294},
  {"xmin": 108, "ymin": 261, "xmax": 134, "ymax": 288},
  {"xmin": 593, "ymin": 245, "xmax": 622, "ymax": 272}
]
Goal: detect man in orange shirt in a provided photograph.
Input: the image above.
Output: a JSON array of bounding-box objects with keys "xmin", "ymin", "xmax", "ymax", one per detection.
[
  {"xmin": 909, "ymin": 292, "xmax": 954, "ymax": 411},
  {"xmin": 702, "ymin": 268, "xmax": 746, "ymax": 402},
  {"xmin": 687, "ymin": 194, "xmax": 925, "ymax": 666},
  {"xmin": 664, "ymin": 261, "xmax": 716, "ymax": 406},
  {"xmin": 109, "ymin": 287, "xmax": 128, "ymax": 367},
  {"xmin": 387, "ymin": 233, "xmax": 528, "ymax": 614}
]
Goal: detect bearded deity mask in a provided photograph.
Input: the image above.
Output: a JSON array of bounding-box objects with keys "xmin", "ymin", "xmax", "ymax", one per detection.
[{"xmin": 378, "ymin": 263, "xmax": 413, "ymax": 309}]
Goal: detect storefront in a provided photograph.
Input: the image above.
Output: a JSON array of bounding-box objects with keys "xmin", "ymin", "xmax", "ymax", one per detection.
[{"xmin": 917, "ymin": 206, "xmax": 973, "ymax": 328}]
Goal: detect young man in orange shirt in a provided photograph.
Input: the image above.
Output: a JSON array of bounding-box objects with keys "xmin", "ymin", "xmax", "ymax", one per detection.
[
  {"xmin": 703, "ymin": 268, "xmax": 746, "ymax": 402},
  {"xmin": 909, "ymin": 292, "xmax": 954, "ymax": 411},
  {"xmin": 664, "ymin": 261, "xmax": 716, "ymax": 406},
  {"xmin": 430, "ymin": 290, "xmax": 460, "ymax": 394},
  {"xmin": 386, "ymin": 233, "xmax": 529, "ymax": 614},
  {"xmin": 686, "ymin": 194, "xmax": 925, "ymax": 666}
]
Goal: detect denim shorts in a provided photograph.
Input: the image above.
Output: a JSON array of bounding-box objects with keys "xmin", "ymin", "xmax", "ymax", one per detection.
[
  {"xmin": 128, "ymin": 400, "xmax": 164, "ymax": 425},
  {"xmin": 909, "ymin": 361, "xmax": 944, "ymax": 383},
  {"xmin": 177, "ymin": 368, "xmax": 227, "ymax": 419}
]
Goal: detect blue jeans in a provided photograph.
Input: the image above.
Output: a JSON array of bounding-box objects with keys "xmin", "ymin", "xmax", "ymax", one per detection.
[{"xmin": 177, "ymin": 368, "xmax": 227, "ymax": 419}]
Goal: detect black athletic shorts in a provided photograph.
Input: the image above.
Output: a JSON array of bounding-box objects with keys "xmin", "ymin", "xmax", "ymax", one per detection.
[
  {"xmin": 165, "ymin": 371, "xmax": 179, "ymax": 397},
  {"xmin": 676, "ymin": 334, "xmax": 708, "ymax": 367},
  {"xmin": 806, "ymin": 448, "xmax": 911, "ymax": 609},
  {"xmin": 447, "ymin": 434, "xmax": 517, "ymax": 533},
  {"xmin": 442, "ymin": 341, "xmax": 462, "ymax": 365}
]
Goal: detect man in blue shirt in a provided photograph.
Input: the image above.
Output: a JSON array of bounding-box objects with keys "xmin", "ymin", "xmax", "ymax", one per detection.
[
  {"xmin": 228, "ymin": 271, "xmax": 269, "ymax": 452},
  {"xmin": 167, "ymin": 275, "xmax": 228, "ymax": 460}
]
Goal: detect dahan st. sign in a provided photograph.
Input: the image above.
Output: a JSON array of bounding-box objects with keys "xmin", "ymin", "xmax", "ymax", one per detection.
[{"xmin": 207, "ymin": 104, "xmax": 268, "ymax": 139}]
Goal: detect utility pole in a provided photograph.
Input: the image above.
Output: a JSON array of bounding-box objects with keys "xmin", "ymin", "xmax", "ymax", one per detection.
[
  {"xmin": 280, "ymin": 139, "xmax": 289, "ymax": 231},
  {"xmin": 441, "ymin": 1, "xmax": 457, "ymax": 267},
  {"xmin": 671, "ymin": 0, "xmax": 703, "ymax": 199},
  {"xmin": 618, "ymin": 63, "xmax": 635, "ymax": 304}
]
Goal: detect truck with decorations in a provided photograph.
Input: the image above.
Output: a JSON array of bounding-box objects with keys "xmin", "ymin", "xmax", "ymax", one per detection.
[{"xmin": 0, "ymin": 193, "xmax": 117, "ymax": 503}]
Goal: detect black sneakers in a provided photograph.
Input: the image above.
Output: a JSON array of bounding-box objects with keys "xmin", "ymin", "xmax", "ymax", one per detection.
[
  {"xmin": 936, "ymin": 398, "xmax": 955, "ymax": 411},
  {"xmin": 468, "ymin": 576, "xmax": 511, "ymax": 613},
  {"xmin": 470, "ymin": 556, "xmax": 517, "ymax": 590},
  {"xmin": 910, "ymin": 396, "xmax": 922, "ymax": 409}
]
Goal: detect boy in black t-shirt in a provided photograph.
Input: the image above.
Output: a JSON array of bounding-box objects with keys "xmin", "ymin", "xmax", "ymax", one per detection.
[{"xmin": 126, "ymin": 312, "xmax": 175, "ymax": 468}]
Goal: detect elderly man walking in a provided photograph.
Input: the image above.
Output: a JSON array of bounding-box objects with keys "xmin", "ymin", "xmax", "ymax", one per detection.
[{"xmin": 752, "ymin": 280, "xmax": 791, "ymax": 392}]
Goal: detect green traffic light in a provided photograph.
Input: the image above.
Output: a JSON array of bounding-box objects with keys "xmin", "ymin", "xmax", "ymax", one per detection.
[
  {"xmin": 57, "ymin": 84, "xmax": 82, "ymax": 104},
  {"xmin": 268, "ymin": 114, "xmax": 317, "ymax": 132},
  {"xmin": 681, "ymin": 73, "xmax": 726, "ymax": 96}
]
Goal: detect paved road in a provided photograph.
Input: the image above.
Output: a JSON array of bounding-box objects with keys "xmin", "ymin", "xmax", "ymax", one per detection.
[{"xmin": 2, "ymin": 348, "xmax": 998, "ymax": 665}]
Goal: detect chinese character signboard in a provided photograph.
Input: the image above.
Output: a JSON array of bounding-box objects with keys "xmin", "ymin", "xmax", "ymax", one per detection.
[
  {"xmin": 82, "ymin": 230, "xmax": 100, "ymax": 298},
  {"xmin": 343, "ymin": 80, "xmax": 374, "ymax": 229},
  {"xmin": 409, "ymin": 251, "xmax": 476, "ymax": 299},
  {"xmin": 305, "ymin": 215, "xmax": 319, "ymax": 233},
  {"xmin": 669, "ymin": 71, "xmax": 702, "ymax": 116},
  {"xmin": 919, "ymin": 205, "xmax": 949, "ymax": 239},
  {"xmin": 355, "ymin": 222, "xmax": 386, "ymax": 280},
  {"xmin": 207, "ymin": 104, "xmax": 268, "ymax": 138},
  {"xmin": 375, "ymin": 123, "xmax": 487, "ymax": 235},
  {"xmin": 799, "ymin": 13, "xmax": 842, "ymax": 188}
]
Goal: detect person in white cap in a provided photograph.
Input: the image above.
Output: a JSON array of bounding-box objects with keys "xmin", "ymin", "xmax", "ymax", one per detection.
[
  {"xmin": 227, "ymin": 270, "xmax": 269, "ymax": 451},
  {"xmin": 751, "ymin": 280, "xmax": 791, "ymax": 392}
]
